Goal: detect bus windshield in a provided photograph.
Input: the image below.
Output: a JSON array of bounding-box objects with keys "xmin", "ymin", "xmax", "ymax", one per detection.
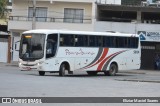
[{"xmin": 19, "ymin": 34, "xmax": 45, "ymax": 61}]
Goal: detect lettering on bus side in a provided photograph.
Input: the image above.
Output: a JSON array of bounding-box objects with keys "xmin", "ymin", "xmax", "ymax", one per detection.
[{"xmin": 65, "ymin": 49, "xmax": 95, "ymax": 56}]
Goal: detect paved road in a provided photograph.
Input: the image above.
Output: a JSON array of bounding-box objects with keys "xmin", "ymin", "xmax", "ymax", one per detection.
[{"xmin": 0, "ymin": 65, "xmax": 160, "ymax": 106}]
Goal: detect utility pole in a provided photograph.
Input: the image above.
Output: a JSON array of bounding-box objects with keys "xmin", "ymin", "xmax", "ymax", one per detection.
[{"xmin": 32, "ymin": 0, "xmax": 36, "ymax": 29}]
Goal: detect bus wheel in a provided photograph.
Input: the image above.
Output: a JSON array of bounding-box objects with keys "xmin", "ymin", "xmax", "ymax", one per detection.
[
  {"xmin": 104, "ymin": 64, "xmax": 117, "ymax": 76},
  {"xmin": 39, "ymin": 71, "xmax": 45, "ymax": 76},
  {"xmin": 59, "ymin": 64, "xmax": 66, "ymax": 76},
  {"xmin": 87, "ymin": 71, "xmax": 98, "ymax": 76}
]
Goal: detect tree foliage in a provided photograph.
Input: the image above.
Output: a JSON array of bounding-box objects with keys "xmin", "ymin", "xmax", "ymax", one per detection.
[{"xmin": 0, "ymin": 0, "xmax": 7, "ymax": 18}]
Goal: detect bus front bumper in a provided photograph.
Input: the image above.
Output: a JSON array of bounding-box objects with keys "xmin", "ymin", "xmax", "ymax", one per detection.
[{"xmin": 19, "ymin": 62, "xmax": 43, "ymax": 71}]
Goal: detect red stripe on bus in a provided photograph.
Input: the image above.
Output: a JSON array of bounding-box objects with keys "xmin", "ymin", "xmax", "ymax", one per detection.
[
  {"xmin": 97, "ymin": 51, "xmax": 124, "ymax": 71},
  {"xmin": 86, "ymin": 48, "xmax": 109, "ymax": 69},
  {"xmin": 97, "ymin": 55, "xmax": 113, "ymax": 71}
]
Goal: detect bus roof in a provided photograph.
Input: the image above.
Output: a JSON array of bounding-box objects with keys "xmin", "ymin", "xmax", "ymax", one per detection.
[{"xmin": 22, "ymin": 29, "xmax": 138, "ymax": 37}]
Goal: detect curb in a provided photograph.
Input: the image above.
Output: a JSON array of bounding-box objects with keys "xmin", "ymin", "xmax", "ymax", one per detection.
[
  {"xmin": 6, "ymin": 64, "xmax": 19, "ymax": 67},
  {"xmin": 115, "ymin": 79, "xmax": 160, "ymax": 83},
  {"xmin": 119, "ymin": 71, "xmax": 146, "ymax": 74}
]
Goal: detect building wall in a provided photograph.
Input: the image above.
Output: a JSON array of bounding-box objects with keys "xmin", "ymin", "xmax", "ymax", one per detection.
[
  {"xmin": 0, "ymin": 34, "xmax": 10, "ymax": 63},
  {"xmin": 11, "ymin": 32, "xmax": 21, "ymax": 62},
  {"xmin": 9, "ymin": 0, "xmax": 95, "ymax": 61},
  {"xmin": 0, "ymin": 42, "xmax": 8, "ymax": 62},
  {"xmin": 12, "ymin": 0, "xmax": 93, "ymax": 17},
  {"xmin": 94, "ymin": 21, "xmax": 160, "ymax": 34},
  {"xmin": 35, "ymin": 0, "xmax": 94, "ymax": 3},
  {"xmin": 9, "ymin": 0, "xmax": 93, "ymax": 31}
]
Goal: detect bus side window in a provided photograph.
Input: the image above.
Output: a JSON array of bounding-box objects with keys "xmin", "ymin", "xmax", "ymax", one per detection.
[
  {"xmin": 134, "ymin": 38, "xmax": 138, "ymax": 48},
  {"xmin": 116, "ymin": 37, "xmax": 126, "ymax": 48},
  {"xmin": 75, "ymin": 35, "xmax": 88, "ymax": 47},
  {"xmin": 133, "ymin": 38, "xmax": 138, "ymax": 48},
  {"xmin": 96, "ymin": 36, "xmax": 103, "ymax": 47},
  {"xmin": 75, "ymin": 35, "xmax": 79, "ymax": 46},
  {"xmin": 83, "ymin": 35, "xmax": 88, "ymax": 46},
  {"xmin": 89, "ymin": 36, "xmax": 97, "ymax": 47},
  {"xmin": 60, "ymin": 37, "xmax": 64, "ymax": 46},
  {"xmin": 103, "ymin": 36, "xmax": 114, "ymax": 48},
  {"xmin": 60, "ymin": 34, "xmax": 74, "ymax": 46},
  {"xmin": 128, "ymin": 37, "xmax": 138, "ymax": 48},
  {"xmin": 46, "ymin": 34, "xmax": 58, "ymax": 58},
  {"xmin": 124, "ymin": 37, "xmax": 128, "ymax": 48}
]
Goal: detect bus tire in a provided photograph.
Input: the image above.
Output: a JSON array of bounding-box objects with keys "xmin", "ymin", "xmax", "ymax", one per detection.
[
  {"xmin": 39, "ymin": 71, "xmax": 45, "ymax": 76},
  {"xmin": 104, "ymin": 64, "xmax": 117, "ymax": 76},
  {"xmin": 59, "ymin": 64, "xmax": 66, "ymax": 76},
  {"xmin": 87, "ymin": 71, "xmax": 98, "ymax": 76}
]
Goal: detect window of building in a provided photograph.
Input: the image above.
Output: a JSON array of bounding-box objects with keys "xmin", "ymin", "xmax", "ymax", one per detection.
[
  {"xmin": 64, "ymin": 8, "xmax": 84, "ymax": 23},
  {"xmin": 28, "ymin": 7, "xmax": 47, "ymax": 22}
]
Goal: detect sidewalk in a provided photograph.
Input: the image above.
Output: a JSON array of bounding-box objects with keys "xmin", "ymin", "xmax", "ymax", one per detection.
[
  {"xmin": 120, "ymin": 69, "xmax": 160, "ymax": 76},
  {"xmin": 0, "ymin": 62, "xmax": 18, "ymax": 67},
  {"xmin": 118, "ymin": 70, "xmax": 160, "ymax": 83}
]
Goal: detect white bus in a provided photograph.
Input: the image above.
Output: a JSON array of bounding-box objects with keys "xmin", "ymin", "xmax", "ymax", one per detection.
[{"xmin": 19, "ymin": 29, "xmax": 141, "ymax": 76}]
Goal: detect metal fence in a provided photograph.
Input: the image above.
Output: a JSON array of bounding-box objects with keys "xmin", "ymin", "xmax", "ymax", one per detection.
[
  {"xmin": 96, "ymin": 0, "xmax": 160, "ymax": 6},
  {"xmin": 9, "ymin": 16, "xmax": 92, "ymax": 24},
  {"xmin": 121, "ymin": 0, "xmax": 141, "ymax": 6},
  {"xmin": 96, "ymin": 0, "xmax": 120, "ymax": 5}
]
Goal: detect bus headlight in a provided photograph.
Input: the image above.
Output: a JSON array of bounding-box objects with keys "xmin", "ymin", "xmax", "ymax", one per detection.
[
  {"xmin": 37, "ymin": 63, "xmax": 40, "ymax": 66},
  {"xmin": 19, "ymin": 62, "xmax": 22, "ymax": 66}
]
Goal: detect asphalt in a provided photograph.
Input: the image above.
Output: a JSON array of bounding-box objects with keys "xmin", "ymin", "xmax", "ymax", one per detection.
[{"xmin": 0, "ymin": 62, "xmax": 160, "ymax": 83}]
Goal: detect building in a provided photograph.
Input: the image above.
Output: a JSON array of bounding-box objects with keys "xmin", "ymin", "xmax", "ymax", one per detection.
[
  {"xmin": 8, "ymin": 0, "xmax": 160, "ymax": 70},
  {"xmin": 95, "ymin": 0, "xmax": 160, "ymax": 69},
  {"xmin": 0, "ymin": 33, "xmax": 11, "ymax": 63},
  {"xmin": 8, "ymin": 0, "xmax": 96, "ymax": 61},
  {"xmin": 0, "ymin": 25, "xmax": 11, "ymax": 63},
  {"xmin": 0, "ymin": 0, "xmax": 12, "ymax": 63}
]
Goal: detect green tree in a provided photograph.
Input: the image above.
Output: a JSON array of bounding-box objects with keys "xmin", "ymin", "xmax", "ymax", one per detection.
[{"xmin": 0, "ymin": 0, "xmax": 7, "ymax": 18}]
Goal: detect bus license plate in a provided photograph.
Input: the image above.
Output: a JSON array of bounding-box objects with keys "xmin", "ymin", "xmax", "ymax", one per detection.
[{"xmin": 23, "ymin": 67, "xmax": 31, "ymax": 71}]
